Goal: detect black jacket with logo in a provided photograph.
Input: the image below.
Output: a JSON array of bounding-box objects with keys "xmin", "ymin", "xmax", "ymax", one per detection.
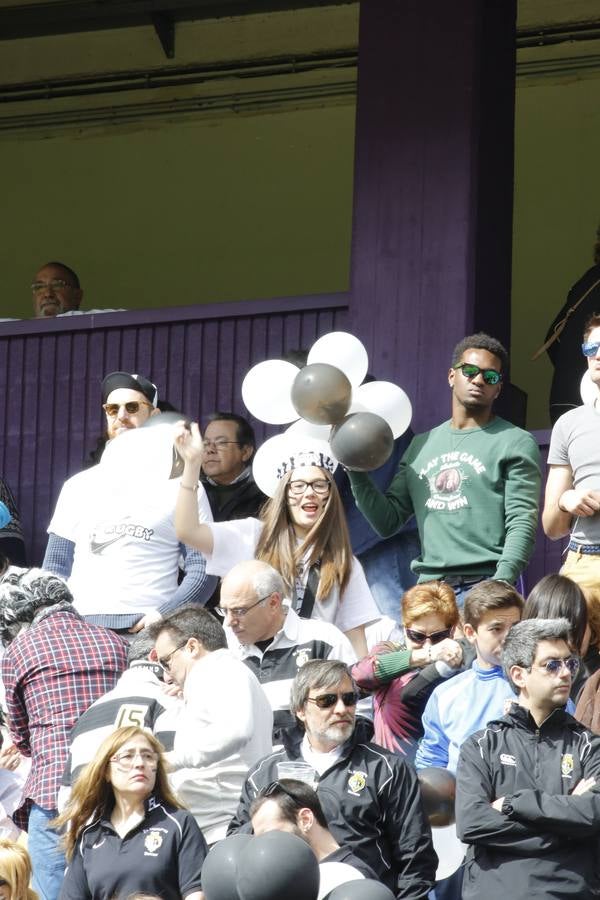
[
  {"xmin": 227, "ymin": 721, "xmax": 437, "ymax": 900},
  {"xmin": 456, "ymin": 704, "xmax": 600, "ymax": 899}
]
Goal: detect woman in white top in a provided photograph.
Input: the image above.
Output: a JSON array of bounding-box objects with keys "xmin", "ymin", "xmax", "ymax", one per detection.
[{"xmin": 174, "ymin": 423, "xmax": 378, "ymax": 657}]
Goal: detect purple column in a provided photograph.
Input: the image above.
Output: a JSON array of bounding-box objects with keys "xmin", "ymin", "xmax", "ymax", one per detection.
[{"xmin": 349, "ymin": 0, "xmax": 517, "ymax": 431}]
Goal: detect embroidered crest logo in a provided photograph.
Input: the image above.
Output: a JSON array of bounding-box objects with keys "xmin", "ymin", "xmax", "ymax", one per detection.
[
  {"xmin": 347, "ymin": 770, "xmax": 367, "ymax": 795},
  {"xmin": 144, "ymin": 830, "xmax": 163, "ymax": 856},
  {"xmin": 295, "ymin": 649, "xmax": 311, "ymax": 668},
  {"xmin": 561, "ymin": 754, "xmax": 574, "ymax": 778},
  {"xmin": 500, "ymin": 753, "xmax": 516, "ymax": 767}
]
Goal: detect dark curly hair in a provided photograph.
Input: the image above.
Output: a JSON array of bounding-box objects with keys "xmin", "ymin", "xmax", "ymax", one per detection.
[
  {"xmin": 451, "ymin": 333, "xmax": 508, "ymax": 372},
  {"xmin": 0, "ymin": 569, "xmax": 73, "ymax": 646}
]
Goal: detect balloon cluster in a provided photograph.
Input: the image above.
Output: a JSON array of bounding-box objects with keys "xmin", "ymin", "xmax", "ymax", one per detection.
[
  {"xmin": 201, "ymin": 832, "xmax": 395, "ymax": 900},
  {"xmin": 242, "ymin": 332, "xmax": 412, "ymax": 472}
]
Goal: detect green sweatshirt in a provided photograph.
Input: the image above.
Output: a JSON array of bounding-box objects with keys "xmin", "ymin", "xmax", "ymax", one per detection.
[{"xmin": 349, "ymin": 417, "xmax": 541, "ymax": 584}]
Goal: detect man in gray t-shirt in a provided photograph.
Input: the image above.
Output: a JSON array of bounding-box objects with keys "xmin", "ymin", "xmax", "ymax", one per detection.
[{"xmin": 542, "ymin": 314, "xmax": 600, "ymax": 591}]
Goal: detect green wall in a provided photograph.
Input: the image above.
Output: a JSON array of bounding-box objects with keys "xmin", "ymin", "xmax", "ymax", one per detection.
[
  {"xmin": 2, "ymin": 102, "xmax": 356, "ymax": 320},
  {"xmin": 511, "ymin": 70, "xmax": 600, "ymax": 429}
]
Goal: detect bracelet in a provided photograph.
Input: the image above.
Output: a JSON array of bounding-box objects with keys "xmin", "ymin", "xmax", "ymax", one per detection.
[
  {"xmin": 427, "ymin": 645, "xmax": 432, "ymax": 662},
  {"xmin": 180, "ymin": 483, "xmax": 198, "ymax": 493}
]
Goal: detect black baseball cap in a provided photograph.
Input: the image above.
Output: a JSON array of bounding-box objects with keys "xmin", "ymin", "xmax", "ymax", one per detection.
[{"xmin": 101, "ymin": 371, "xmax": 158, "ymax": 406}]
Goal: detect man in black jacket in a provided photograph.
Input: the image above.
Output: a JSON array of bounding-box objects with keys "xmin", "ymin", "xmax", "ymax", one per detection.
[
  {"xmin": 228, "ymin": 659, "xmax": 437, "ymax": 900},
  {"xmin": 201, "ymin": 412, "xmax": 266, "ymax": 522},
  {"xmin": 456, "ymin": 618, "xmax": 600, "ymax": 900}
]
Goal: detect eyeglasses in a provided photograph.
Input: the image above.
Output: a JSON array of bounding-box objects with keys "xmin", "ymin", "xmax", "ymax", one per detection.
[
  {"xmin": 453, "ymin": 363, "xmax": 503, "ymax": 386},
  {"xmin": 288, "ymin": 479, "xmax": 331, "ymax": 496},
  {"xmin": 203, "ymin": 439, "xmax": 242, "ymax": 451},
  {"xmin": 158, "ymin": 640, "xmax": 188, "ymax": 671},
  {"xmin": 216, "ymin": 592, "xmax": 273, "ymax": 619},
  {"xmin": 31, "ymin": 279, "xmax": 74, "ymax": 294},
  {"xmin": 531, "ymin": 657, "xmax": 580, "ymax": 676},
  {"xmin": 110, "ymin": 749, "xmax": 159, "ymax": 770},
  {"xmin": 306, "ymin": 691, "xmax": 359, "ymax": 709},
  {"xmin": 582, "ymin": 341, "xmax": 600, "ymax": 358},
  {"xmin": 405, "ymin": 626, "xmax": 453, "ymax": 645},
  {"xmin": 103, "ymin": 401, "xmax": 153, "ymax": 417}
]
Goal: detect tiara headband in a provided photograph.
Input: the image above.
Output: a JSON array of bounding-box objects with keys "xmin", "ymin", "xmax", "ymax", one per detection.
[
  {"xmin": 243, "ymin": 331, "xmax": 412, "ymax": 483},
  {"xmin": 253, "ymin": 434, "xmax": 337, "ymax": 498}
]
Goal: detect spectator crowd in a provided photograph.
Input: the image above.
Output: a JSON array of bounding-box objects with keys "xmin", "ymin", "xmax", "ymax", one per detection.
[{"xmin": 0, "ymin": 314, "xmax": 599, "ymax": 900}]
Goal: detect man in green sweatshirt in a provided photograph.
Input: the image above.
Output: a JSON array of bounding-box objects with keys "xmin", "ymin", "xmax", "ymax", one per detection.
[{"xmin": 349, "ymin": 333, "xmax": 541, "ymax": 605}]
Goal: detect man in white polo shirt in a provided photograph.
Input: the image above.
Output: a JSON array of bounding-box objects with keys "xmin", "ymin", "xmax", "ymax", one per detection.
[{"xmin": 218, "ymin": 559, "xmax": 357, "ymax": 742}]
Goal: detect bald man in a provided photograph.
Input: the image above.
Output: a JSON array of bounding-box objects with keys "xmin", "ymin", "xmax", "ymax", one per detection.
[{"xmin": 218, "ymin": 560, "xmax": 357, "ymax": 741}]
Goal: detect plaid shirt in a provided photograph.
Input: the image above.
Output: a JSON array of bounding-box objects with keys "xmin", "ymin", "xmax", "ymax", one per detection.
[{"xmin": 1, "ymin": 606, "xmax": 128, "ymax": 829}]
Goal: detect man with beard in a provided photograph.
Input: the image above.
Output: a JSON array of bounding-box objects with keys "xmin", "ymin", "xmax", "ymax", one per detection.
[
  {"xmin": 348, "ymin": 334, "xmax": 541, "ymax": 605},
  {"xmin": 228, "ymin": 659, "xmax": 436, "ymax": 899},
  {"xmin": 43, "ymin": 371, "xmax": 215, "ymax": 632}
]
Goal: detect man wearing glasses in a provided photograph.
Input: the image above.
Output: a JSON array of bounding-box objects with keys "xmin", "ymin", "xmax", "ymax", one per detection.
[
  {"xmin": 201, "ymin": 412, "xmax": 266, "ymax": 522},
  {"xmin": 150, "ymin": 606, "xmax": 272, "ymax": 846},
  {"xmin": 456, "ymin": 618, "xmax": 600, "ymax": 900},
  {"xmin": 349, "ymin": 333, "xmax": 541, "ymax": 605},
  {"xmin": 43, "ymin": 371, "xmax": 216, "ymax": 632},
  {"xmin": 543, "ymin": 314, "xmax": 600, "ymax": 594},
  {"xmin": 31, "ymin": 261, "xmax": 83, "ymax": 318},
  {"xmin": 228, "ymin": 659, "xmax": 437, "ymax": 899},
  {"xmin": 218, "ymin": 559, "xmax": 356, "ymax": 742}
]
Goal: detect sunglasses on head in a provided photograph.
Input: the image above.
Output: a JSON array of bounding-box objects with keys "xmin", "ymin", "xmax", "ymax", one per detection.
[
  {"xmin": 261, "ymin": 781, "xmax": 303, "ymax": 803},
  {"xmin": 103, "ymin": 400, "xmax": 152, "ymax": 417},
  {"xmin": 405, "ymin": 626, "xmax": 453, "ymax": 645},
  {"xmin": 306, "ymin": 691, "xmax": 359, "ymax": 709},
  {"xmin": 453, "ymin": 363, "xmax": 502, "ymax": 385},
  {"xmin": 582, "ymin": 341, "xmax": 600, "ymax": 358}
]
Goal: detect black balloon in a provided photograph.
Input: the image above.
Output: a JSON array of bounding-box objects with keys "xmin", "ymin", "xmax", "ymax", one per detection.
[
  {"xmin": 291, "ymin": 363, "xmax": 352, "ymax": 425},
  {"xmin": 324, "ymin": 879, "xmax": 396, "ymax": 900},
  {"xmin": 418, "ymin": 767, "xmax": 456, "ymax": 826},
  {"xmin": 330, "ymin": 412, "xmax": 394, "ymax": 471},
  {"xmin": 201, "ymin": 834, "xmax": 252, "ymax": 900},
  {"xmin": 237, "ymin": 831, "xmax": 320, "ymax": 900}
]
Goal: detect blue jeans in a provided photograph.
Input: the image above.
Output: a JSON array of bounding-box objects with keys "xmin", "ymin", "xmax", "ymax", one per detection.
[
  {"xmin": 358, "ymin": 531, "xmax": 421, "ymax": 621},
  {"xmin": 28, "ymin": 804, "xmax": 66, "ymax": 900}
]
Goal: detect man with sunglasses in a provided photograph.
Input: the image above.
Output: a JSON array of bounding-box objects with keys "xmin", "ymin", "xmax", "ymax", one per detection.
[
  {"xmin": 43, "ymin": 371, "xmax": 216, "ymax": 632},
  {"xmin": 349, "ymin": 333, "xmax": 541, "ymax": 604},
  {"xmin": 228, "ymin": 659, "xmax": 437, "ymax": 899},
  {"xmin": 456, "ymin": 618, "xmax": 600, "ymax": 900},
  {"xmin": 543, "ymin": 314, "xmax": 600, "ymax": 594}
]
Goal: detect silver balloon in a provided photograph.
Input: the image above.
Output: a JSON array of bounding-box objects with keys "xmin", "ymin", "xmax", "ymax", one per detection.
[
  {"xmin": 291, "ymin": 363, "xmax": 352, "ymax": 425},
  {"xmin": 330, "ymin": 412, "xmax": 394, "ymax": 471}
]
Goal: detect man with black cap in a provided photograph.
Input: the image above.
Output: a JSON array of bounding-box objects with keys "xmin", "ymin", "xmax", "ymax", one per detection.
[{"xmin": 42, "ymin": 371, "xmax": 216, "ymax": 633}]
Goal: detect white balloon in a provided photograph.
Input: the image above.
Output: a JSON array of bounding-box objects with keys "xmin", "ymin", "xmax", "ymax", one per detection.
[
  {"xmin": 352, "ymin": 381, "xmax": 412, "ymax": 438},
  {"xmin": 100, "ymin": 421, "xmax": 175, "ymax": 486},
  {"xmin": 308, "ymin": 332, "xmax": 369, "ymax": 388},
  {"xmin": 431, "ymin": 825, "xmax": 466, "ymax": 881},
  {"xmin": 286, "ymin": 418, "xmax": 332, "ymax": 443},
  {"xmin": 580, "ymin": 371, "xmax": 600, "ymax": 406},
  {"xmin": 317, "ymin": 862, "xmax": 364, "ymax": 899},
  {"xmin": 242, "ymin": 360, "xmax": 300, "ymax": 424}
]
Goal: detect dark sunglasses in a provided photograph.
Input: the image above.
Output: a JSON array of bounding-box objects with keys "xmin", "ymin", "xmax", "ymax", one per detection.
[
  {"xmin": 582, "ymin": 341, "xmax": 600, "ymax": 358},
  {"xmin": 103, "ymin": 400, "xmax": 153, "ymax": 417},
  {"xmin": 405, "ymin": 626, "xmax": 453, "ymax": 645},
  {"xmin": 261, "ymin": 781, "xmax": 303, "ymax": 803},
  {"xmin": 306, "ymin": 691, "xmax": 359, "ymax": 709},
  {"xmin": 453, "ymin": 363, "xmax": 502, "ymax": 386}
]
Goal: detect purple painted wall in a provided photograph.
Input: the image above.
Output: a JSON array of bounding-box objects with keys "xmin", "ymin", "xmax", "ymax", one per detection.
[
  {"xmin": 348, "ymin": 0, "xmax": 517, "ymax": 433},
  {"xmin": 0, "ymin": 295, "xmax": 348, "ymax": 564}
]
